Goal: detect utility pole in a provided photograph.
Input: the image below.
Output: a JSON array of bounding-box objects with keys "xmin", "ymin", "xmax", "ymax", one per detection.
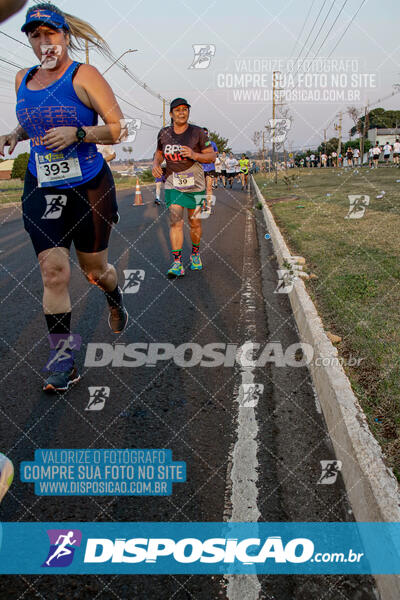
[
  {"xmin": 262, "ymin": 131, "xmax": 265, "ymax": 171},
  {"xmin": 272, "ymin": 71, "xmax": 284, "ymax": 183},
  {"xmin": 335, "ymin": 112, "xmax": 342, "ymax": 156}
]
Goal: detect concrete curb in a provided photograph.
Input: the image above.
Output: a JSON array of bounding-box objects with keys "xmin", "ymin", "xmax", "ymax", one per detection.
[{"xmin": 251, "ymin": 176, "xmax": 400, "ymax": 600}]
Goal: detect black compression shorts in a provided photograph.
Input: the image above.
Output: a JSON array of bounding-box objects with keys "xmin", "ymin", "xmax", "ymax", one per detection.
[{"xmin": 22, "ymin": 161, "xmax": 118, "ymax": 256}]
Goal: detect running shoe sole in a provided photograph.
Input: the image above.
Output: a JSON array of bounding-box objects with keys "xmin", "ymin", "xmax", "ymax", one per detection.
[
  {"xmin": 43, "ymin": 373, "xmax": 82, "ymax": 393},
  {"xmin": 167, "ymin": 271, "xmax": 185, "ymax": 279},
  {"xmin": 108, "ymin": 308, "xmax": 129, "ymax": 334}
]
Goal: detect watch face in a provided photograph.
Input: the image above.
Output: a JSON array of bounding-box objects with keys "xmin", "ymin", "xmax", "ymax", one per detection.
[{"xmin": 77, "ymin": 128, "xmax": 86, "ymax": 141}]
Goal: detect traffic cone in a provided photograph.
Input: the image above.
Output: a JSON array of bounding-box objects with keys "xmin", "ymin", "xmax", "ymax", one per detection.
[{"xmin": 134, "ymin": 177, "xmax": 143, "ymax": 206}]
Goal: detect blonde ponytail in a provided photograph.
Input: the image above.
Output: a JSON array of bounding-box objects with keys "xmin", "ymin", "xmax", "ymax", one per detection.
[{"xmin": 62, "ymin": 11, "xmax": 112, "ymax": 59}]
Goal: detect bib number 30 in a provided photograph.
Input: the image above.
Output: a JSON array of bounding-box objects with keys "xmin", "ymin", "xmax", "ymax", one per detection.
[{"xmin": 173, "ymin": 171, "xmax": 195, "ymax": 190}]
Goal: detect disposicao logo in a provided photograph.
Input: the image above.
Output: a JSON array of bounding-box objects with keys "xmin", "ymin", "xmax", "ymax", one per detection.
[
  {"xmin": 42, "ymin": 529, "xmax": 82, "ymax": 568},
  {"xmin": 83, "ymin": 536, "xmax": 314, "ymax": 564}
]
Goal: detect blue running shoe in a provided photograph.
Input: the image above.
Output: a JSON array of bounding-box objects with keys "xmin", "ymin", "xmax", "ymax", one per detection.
[
  {"xmin": 43, "ymin": 365, "xmax": 81, "ymax": 393},
  {"xmin": 167, "ymin": 260, "xmax": 185, "ymax": 279},
  {"xmin": 190, "ymin": 254, "xmax": 203, "ymax": 270}
]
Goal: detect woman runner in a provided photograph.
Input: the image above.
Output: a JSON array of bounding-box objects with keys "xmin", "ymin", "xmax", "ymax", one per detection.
[
  {"xmin": 152, "ymin": 98, "xmax": 216, "ymax": 278},
  {"xmin": 0, "ymin": 3, "xmax": 128, "ymax": 392}
]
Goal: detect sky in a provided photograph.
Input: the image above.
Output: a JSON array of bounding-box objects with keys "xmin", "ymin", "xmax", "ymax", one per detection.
[{"xmin": 0, "ymin": 0, "xmax": 399, "ymax": 159}]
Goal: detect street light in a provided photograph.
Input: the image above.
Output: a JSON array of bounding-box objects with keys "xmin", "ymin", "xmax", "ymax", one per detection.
[{"xmin": 102, "ymin": 49, "xmax": 138, "ymax": 75}]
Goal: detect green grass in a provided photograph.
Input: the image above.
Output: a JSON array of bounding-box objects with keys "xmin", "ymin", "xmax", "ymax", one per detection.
[
  {"xmin": 255, "ymin": 166, "xmax": 400, "ymax": 478},
  {"xmin": 0, "ymin": 179, "xmax": 24, "ymax": 204}
]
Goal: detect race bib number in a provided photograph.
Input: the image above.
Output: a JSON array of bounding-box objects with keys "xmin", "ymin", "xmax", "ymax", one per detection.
[
  {"xmin": 173, "ymin": 171, "xmax": 195, "ymax": 190},
  {"xmin": 35, "ymin": 151, "xmax": 83, "ymax": 188}
]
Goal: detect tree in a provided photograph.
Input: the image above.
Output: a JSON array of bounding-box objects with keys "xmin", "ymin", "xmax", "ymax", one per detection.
[
  {"xmin": 252, "ymin": 130, "xmax": 264, "ymax": 159},
  {"xmin": 11, "ymin": 153, "xmax": 29, "ymax": 179},
  {"xmin": 347, "ymin": 105, "xmax": 363, "ymax": 140},
  {"xmin": 208, "ymin": 131, "xmax": 231, "ymax": 153},
  {"xmin": 344, "ymin": 139, "xmax": 371, "ymax": 153},
  {"xmin": 317, "ymin": 137, "xmax": 339, "ymax": 155},
  {"xmin": 350, "ymin": 107, "xmax": 400, "ymax": 136}
]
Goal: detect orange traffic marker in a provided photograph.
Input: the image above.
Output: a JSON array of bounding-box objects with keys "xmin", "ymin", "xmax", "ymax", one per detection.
[{"xmin": 134, "ymin": 177, "xmax": 143, "ymax": 206}]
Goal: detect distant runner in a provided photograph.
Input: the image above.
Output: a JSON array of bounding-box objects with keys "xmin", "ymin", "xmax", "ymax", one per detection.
[
  {"xmin": 346, "ymin": 146, "xmax": 353, "ymax": 167},
  {"xmin": 214, "ymin": 153, "xmax": 222, "ymax": 187},
  {"xmin": 154, "ymin": 160, "xmax": 166, "ymax": 206},
  {"xmin": 202, "ymin": 127, "xmax": 218, "ymax": 215},
  {"xmin": 372, "ymin": 143, "xmax": 381, "ymax": 168},
  {"xmin": 383, "ymin": 141, "xmax": 392, "ymax": 165},
  {"xmin": 225, "ymin": 153, "xmax": 238, "ymax": 188},
  {"xmin": 393, "ymin": 139, "xmax": 400, "ymax": 165},
  {"xmin": 219, "ymin": 150, "xmax": 227, "ymax": 187},
  {"xmin": 152, "ymin": 98, "xmax": 216, "ymax": 278},
  {"xmin": 239, "ymin": 153, "xmax": 249, "ymax": 190}
]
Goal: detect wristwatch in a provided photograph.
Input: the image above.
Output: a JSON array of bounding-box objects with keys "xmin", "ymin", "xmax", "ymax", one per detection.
[{"xmin": 76, "ymin": 127, "xmax": 87, "ymax": 142}]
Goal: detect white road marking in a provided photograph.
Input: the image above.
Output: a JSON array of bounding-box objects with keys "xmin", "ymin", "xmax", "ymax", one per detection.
[{"xmin": 225, "ymin": 203, "xmax": 261, "ymax": 600}]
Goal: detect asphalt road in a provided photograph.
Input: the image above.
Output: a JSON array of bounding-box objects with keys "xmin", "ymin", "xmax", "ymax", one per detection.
[{"xmin": 0, "ymin": 181, "xmax": 377, "ymax": 599}]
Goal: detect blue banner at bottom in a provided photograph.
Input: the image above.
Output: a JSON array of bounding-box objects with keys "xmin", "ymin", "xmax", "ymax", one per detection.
[{"xmin": 0, "ymin": 522, "xmax": 399, "ymax": 574}]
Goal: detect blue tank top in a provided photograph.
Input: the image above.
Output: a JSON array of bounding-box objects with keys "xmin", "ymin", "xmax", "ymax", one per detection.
[{"xmin": 16, "ymin": 61, "xmax": 104, "ymax": 188}]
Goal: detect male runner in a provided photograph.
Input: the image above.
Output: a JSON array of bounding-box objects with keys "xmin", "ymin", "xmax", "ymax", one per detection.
[
  {"xmin": 225, "ymin": 153, "xmax": 238, "ymax": 188},
  {"xmin": 239, "ymin": 153, "xmax": 249, "ymax": 190},
  {"xmin": 154, "ymin": 160, "xmax": 166, "ymax": 205},
  {"xmin": 346, "ymin": 146, "xmax": 354, "ymax": 167},
  {"xmin": 372, "ymin": 143, "xmax": 381, "ymax": 168},
  {"xmin": 202, "ymin": 127, "xmax": 218, "ymax": 215},
  {"xmin": 393, "ymin": 139, "xmax": 400, "ymax": 165},
  {"xmin": 383, "ymin": 141, "xmax": 392, "ymax": 165},
  {"xmin": 214, "ymin": 153, "xmax": 222, "ymax": 187},
  {"xmin": 152, "ymin": 98, "xmax": 216, "ymax": 278},
  {"xmin": 219, "ymin": 150, "xmax": 227, "ymax": 187}
]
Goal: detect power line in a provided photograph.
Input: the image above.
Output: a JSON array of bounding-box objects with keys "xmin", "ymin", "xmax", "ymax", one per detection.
[
  {"xmin": 293, "ymin": 0, "xmax": 329, "ymax": 71},
  {"xmin": 0, "ymin": 30, "xmax": 31, "ymax": 48},
  {"xmin": 290, "ymin": 0, "xmax": 316, "ymax": 57},
  {"xmin": 290, "ymin": 0, "xmax": 350, "ymax": 92},
  {"xmin": 0, "ymin": 57, "xmax": 23, "ymax": 69},
  {"xmin": 115, "ymin": 93, "xmax": 162, "ymax": 118},
  {"xmin": 327, "ymin": 0, "xmax": 367, "ymax": 57},
  {"xmin": 312, "ymin": 0, "xmax": 349, "ymax": 58},
  {"xmin": 113, "ymin": 59, "xmax": 168, "ymax": 104},
  {"xmin": 305, "ymin": 0, "xmax": 337, "ymax": 58}
]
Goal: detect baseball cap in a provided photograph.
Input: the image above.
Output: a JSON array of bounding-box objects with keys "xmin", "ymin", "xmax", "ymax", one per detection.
[
  {"xmin": 21, "ymin": 8, "xmax": 70, "ymax": 33},
  {"xmin": 170, "ymin": 98, "xmax": 191, "ymax": 111}
]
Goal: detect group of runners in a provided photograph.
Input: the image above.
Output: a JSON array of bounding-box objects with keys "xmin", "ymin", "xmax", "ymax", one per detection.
[
  {"xmin": 296, "ymin": 139, "xmax": 400, "ymax": 169},
  {"xmin": 367, "ymin": 140, "xmax": 400, "ymax": 167},
  {"xmin": 0, "ymin": 2, "xmax": 250, "ymax": 393}
]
